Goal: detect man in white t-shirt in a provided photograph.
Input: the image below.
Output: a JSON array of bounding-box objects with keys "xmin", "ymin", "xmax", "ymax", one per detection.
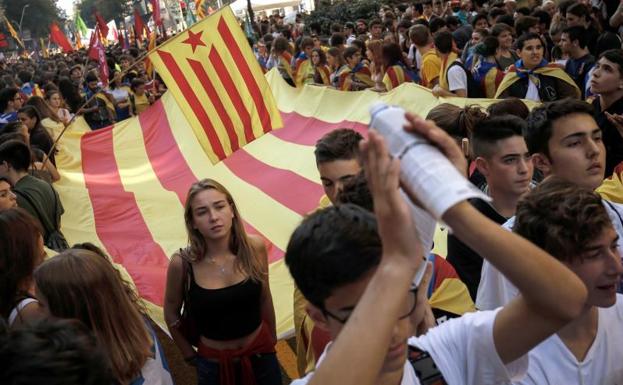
[
  {"xmin": 510, "ymin": 178, "xmax": 623, "ymax": 385},
  {"xmin": 477, "ymin": 99, "xmax": 623, "ymax": 311},
  {"xmin": 285, "ymin": 118, "xmax": 587, "ymax": 385},
  {"xmin": 431, "ymin": 31, "xmax": 468, "ymax": 98}
]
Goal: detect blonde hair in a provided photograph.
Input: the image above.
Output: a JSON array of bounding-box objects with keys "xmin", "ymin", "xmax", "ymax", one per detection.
[
  {"xmin": 184, "ymin": 178, "xmax": 265, "ymax": 282},
  {"xmin": 34, "ymin": 250, "xmax": 152, "ymax": 384}
]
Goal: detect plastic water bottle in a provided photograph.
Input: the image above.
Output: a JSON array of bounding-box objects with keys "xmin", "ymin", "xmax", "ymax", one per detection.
[{"xmin": 368, "ymin": 102, "xmax": 489, "ymax": 221}]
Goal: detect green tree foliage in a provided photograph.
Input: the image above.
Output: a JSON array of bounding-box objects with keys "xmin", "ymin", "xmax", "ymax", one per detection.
[
  {"xmin": 304, "ymin": 0, "xmax": 380, "ymax": 36},
  {"xmin": 1, "ymin": 0, "xmax": 62, "ymax": 38},
  {"xmin": 78, "ymin": 0, "xmax": 131, "ymax": 26}
]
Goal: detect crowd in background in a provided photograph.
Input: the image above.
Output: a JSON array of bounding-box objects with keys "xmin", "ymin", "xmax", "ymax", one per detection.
[{"xmin": 2, "ymin": 1, "xmax": 623, "ymax": 384}]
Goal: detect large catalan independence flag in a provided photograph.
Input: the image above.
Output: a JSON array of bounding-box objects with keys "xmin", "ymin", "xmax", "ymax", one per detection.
[
  {"xmin": 55, "ymin": 68, "xmax": 525, "ymax": 336},
  {"xmin": 148, "ymin": 6, "xmax": 282, "ymax": 164}
]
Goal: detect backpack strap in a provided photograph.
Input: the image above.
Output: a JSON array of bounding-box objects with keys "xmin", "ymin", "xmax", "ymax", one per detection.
[{"xmin": 408, "ymin": 345, "xmax": 448, "ymax": 385}]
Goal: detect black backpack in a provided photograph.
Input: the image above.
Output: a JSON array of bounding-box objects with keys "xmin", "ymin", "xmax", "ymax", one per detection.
[
  {"xmin": 408, "ymin": 345, "xmax": 448, "ymax": 385},
  {"xmin": 446, "ymin": 61, "xmax": 485, "ymax": 99}
]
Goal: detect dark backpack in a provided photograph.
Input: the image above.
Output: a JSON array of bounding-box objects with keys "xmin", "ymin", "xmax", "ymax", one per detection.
[
  {"xmin": 447, "ymin": 61, "xmax": 485, "ymax": 98},
  {"xmin": 408, "ymin": 345, "xmax": 448, "ymax": 385}
]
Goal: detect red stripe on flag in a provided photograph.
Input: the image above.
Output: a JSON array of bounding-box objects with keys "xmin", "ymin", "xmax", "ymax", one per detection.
[
  {"xmin": 217, "ymin": 17, "xmax": 273, "ymax": 134},
  {"xmin": 80, "ymin": 127, "xmax": 168, "ymax": 305},
  {"xmin": 223, "ymin": 149, "xmax": 324, "ymax": 215},
  {"xmin": 157, "ymin": 49, "xmax": 226, "ymax": 160},
  {"xmin": 388, "ymin": 67, "xmax": 399, "ymax": 88},
  {"xmin": 139, "ymin": 100, "xmax": 284, "ymax": 262},
  {"xmin": 188, "ymin": 57, "xmax": 240, "ymax": 152},
  {"xmin": 206, "ymin": 48, "xmax": 253, "ymax": 144},
  {"xmin": 270, "ymin": 112, "xmax": 368, "ymax": 146}
]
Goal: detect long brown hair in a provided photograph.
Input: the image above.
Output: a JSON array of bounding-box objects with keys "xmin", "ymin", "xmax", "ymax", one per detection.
[
  {"xmin": 0, "ymin": 208, "xmax": 43, "ymax": 318},
  {"xmin": 184, "ymin": 178, "xmax": 265, "ymax": 282},
  {"xmin": 34, "ymin": 250, "xmax": 152, "ymax": 384},
  {"xmin": 25, "ymin": 96, "xmax": 62, "ymax": 124},
  {"xmin": 367, "ymin": 39, "xmax": 384, "ymax": 75}
]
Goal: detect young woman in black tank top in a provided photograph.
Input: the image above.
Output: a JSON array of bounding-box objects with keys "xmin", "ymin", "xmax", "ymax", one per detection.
[{"xmin": 164, "ymin": 179, "xmax": 281, "ymax": 385}]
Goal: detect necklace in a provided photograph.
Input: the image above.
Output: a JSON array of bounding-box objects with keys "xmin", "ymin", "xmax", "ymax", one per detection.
[{"xmin": 206, "ymin": 256, "xmax": 228, "ymax": 275}]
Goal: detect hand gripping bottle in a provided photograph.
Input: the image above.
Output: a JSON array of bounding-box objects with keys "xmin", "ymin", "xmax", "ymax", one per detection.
[{"xmin": 368, "ymin": 102, "xmax": 490, "ymax": 223}]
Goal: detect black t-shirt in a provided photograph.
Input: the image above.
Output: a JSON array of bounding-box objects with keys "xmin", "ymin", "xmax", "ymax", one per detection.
[
  {"xmin": 593, "ymin": 97, "xmax": 623, "ymax": 177},
  {"xmin": 446, "ymin": 198, "xmax": 506, "ymax": 301}
]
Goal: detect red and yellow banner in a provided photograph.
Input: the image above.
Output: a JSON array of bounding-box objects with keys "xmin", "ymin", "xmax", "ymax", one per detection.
[
  {"xmin": 55, "ymin": 70, "xmax": 522, "ymax": 334},
  {"xmin": 148, "ymin": 6, "xmax": 282, "ymax": 164}
]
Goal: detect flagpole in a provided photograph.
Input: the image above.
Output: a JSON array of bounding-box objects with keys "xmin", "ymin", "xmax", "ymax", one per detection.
[
  {"xmin": 43, "ymin": 5, "xmax": 231, "ymax": 165},
  {"xmin": 41, "ymin": 31, "xmax": 173, "ymax": 165}
]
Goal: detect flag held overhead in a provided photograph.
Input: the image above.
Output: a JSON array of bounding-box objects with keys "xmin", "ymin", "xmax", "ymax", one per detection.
[
  {"xmin": 147, "ymin": 6, "xmax": 283, "ymax": 164},
  {"xmin": 49, "ymin": 22, "xmax": 73, "ymax": 53}
]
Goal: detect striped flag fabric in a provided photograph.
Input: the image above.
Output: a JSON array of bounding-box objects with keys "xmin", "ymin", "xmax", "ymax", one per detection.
[
  {"xmin": 54, "ymin": 69, "xmax": 515, "ymax": 334},
  {"xmin": 3, "ymin": 17, "xmax": 24, "ymax": 49},
  {"xmin": 148, "ymin": 6, "xmax": 283, "ymax": 164}
]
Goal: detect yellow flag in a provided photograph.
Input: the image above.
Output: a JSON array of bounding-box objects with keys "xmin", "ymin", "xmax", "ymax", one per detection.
[
  {"xmin": 147, "ymin": 7, "xmax": 283, "ymax": 163},
  {"xmin": 40, "ymin": 38, "xmax": 48, "ymax": 58},
  {"xmin": 4, "ymin": 17, "xmax": 24, "ymax": 49},
  {"xmin": 145, "ymin": 32, "xmax": 157, "ymax": 78},
  {"xmin": 75, "ymin": 30, "xmax": 83, "ymax": 50},
  {"xmin": 196, "ymin": 0, "xmax": 207, "ymax": 19}
]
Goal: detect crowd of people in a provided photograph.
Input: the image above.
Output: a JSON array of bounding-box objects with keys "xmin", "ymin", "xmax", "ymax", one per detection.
[{"xmin": 2, "ymin": 0, "xmax": 623, "ymax": 384}]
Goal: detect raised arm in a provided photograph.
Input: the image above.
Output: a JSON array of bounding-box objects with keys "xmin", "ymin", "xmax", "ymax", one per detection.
[
  {"xmin": 404, "ymin": 113, "xmax": 588, "ymax": 364},
  {"xmin": 307, "ymin": 131, "xmax": 425, "ymax": 385}
]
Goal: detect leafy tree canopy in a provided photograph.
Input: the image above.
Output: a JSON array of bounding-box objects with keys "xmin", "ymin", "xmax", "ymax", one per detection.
[
  {"xmin": 304, "ymin": 0, "xmax": 380, "ymax": 36},
  {"xmin": 77, "ymin": 0, "xmax": 130, "ymax": 27},
  {"xmin": 1, "ymin": 0, "xmax": 62, "ymax": 38}
]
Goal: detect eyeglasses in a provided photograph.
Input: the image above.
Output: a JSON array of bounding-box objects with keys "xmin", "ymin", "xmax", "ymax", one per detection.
[{"xmin": 322, "ymin": 287, "xmax": 418, "ymax": 324}]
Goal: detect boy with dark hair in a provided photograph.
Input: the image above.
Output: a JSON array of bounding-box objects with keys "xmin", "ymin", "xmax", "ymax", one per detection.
[
  {"xmin": 0, "ymin": 88, "xmax": 23, "ymax": 128},
  {"xmin": 565, "ymin": 3, "xmax": 598, "ymax": 55},
  {"xmin": 342, "ymin": 46, "xmax": 375, "ymax": 91},
  {"xmin": 432, "ymin": 31, "xmax": 469, "ymax": 97},
  {"xmin": 512, "ymin": 178, "xmax": 623, "ymax": 384},
  {"xmin": 294, "ymin": 37, "xmax": 315, "ymax": 87},
  {"xmin": 0, "ymin": 140, "xmax": 65, "ymax": 251},
  {"xmin": 560, "ymin": 26, "xmax": 594, "ymax": 97},
  {"xmin": 293, "ymin": 128, "xmax": 364, "ymax": 375},
  {"xmin": 448, "ymin": 115, "xmax": 533, "ymax": 299},
  {"xmin": 369, "ymin": 19, "xmax": 384, "ymax": 40},
  {"xmin": 408, "ymin": 25, "xmax": 441, "ymax": 88},
  {"xmin": 514, "ymin": 16, "xmax": 540, "ymax": 37},
  {"xmin": 495, "ymin": 32, "xmax": 580, "ymax": 101},
  {"xmin": 314, "ymin": 128, "xmax": 363, "ymax": 205},
  {"xmin": 0, "ymin": 318, "xmax": 113, "ymax": 385},
  {"xmin": 287, "ymin": 123, "xmax": 587, "ymax": 385},
  {"xmin": 478, "ymin": 99, "xmax": 623, "ymax": 309}
]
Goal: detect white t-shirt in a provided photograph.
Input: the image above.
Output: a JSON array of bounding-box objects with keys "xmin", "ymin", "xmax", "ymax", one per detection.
[
  {"xmin": 291, "ymin": 309, "xmax": 528, "ymax": 385},
  {"xmin": 447, "ymin": 63, "xmax": 468, "ymax": 93},
  {"xmin": 476, "ymin": 200, "xmax": 623, "ymax": 310},
  {"xmin": 514, "ymin": 295, "xmax": 623, "ymax": 385},
  {"xmin": 525, "ymin": 79, "xmax": 540, "ymax": 101}
]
